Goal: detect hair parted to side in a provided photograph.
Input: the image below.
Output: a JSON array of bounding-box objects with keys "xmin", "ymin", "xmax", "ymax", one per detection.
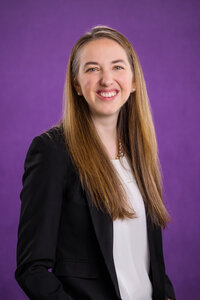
[{"xmin": 61, "ymin": 25, "xmax": 170, "ymax": 228}]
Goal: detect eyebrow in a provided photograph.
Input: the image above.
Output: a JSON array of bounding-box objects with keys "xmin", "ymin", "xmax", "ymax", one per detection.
[{"xmin": 83, "ymin": 59, "xmax": 127, "ymax": 69}]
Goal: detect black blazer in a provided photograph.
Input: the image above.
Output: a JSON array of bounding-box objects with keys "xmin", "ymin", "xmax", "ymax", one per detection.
[{"xmin": 15, "ymin": 127, "xmax": 176, "ymax": 300}]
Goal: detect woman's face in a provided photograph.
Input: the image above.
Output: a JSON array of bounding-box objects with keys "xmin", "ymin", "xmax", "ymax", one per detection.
[{"xmin": 74, "ymin": 38, "xmax": 135, "ymax": 120}]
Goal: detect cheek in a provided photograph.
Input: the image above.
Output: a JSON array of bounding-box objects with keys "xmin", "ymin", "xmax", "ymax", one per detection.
[
  {"xmin": 118, "ymin": 70, "xmax": 133, "ymax": 86},
  {"xmin": 120, "ymin": 76, "xmax": 133, "ymax": 92},
  {"xmin": 81, "ymin": 79, "xmax": 94, "ymax": 94}
]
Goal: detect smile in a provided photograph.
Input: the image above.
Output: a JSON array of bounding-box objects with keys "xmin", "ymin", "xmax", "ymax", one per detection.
[
  {"xmin": 99, "ymin": 91, "xmax": 117, "ymax": 97},
  {"xmin": 96, "ymin": 90, "xmax": 119, "ymax": 101}
]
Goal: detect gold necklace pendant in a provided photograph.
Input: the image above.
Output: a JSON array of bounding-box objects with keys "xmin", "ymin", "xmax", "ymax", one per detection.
[{"xmin": 115, "ymin": 138, "xmax": 124, "ymax": 160}]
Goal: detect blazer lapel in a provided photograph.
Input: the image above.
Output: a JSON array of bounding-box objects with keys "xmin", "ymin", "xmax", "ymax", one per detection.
[{"xmin": 84, "ymin": 188, "xmax": 121, "ymax": 298}]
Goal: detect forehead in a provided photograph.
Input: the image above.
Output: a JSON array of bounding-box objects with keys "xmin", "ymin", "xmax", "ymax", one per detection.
[{"xmin": 78, "ymin": 38, "xmax": 129, "ymax": 64}]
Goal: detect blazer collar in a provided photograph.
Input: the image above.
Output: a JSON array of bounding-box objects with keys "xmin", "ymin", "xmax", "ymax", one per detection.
[
  {"xmin": 84, "ymin": 188, "xmax": 121, "ymax": 298},
  {"xmin": 84, "ymin": 187, "xmax": 156, "ymax": 300}
]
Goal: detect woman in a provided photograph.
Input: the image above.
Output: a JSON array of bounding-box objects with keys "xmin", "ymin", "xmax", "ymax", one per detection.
[{"xmin": 15, "ymin": 26, "xmax": 176, "ymax": 300}]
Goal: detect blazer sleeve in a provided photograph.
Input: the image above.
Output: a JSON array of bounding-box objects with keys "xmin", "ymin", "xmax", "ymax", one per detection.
[
  {"xmin": 15, "ymin": 135, "xmax": 73, "ymax": 300},
  {"xmin": 165, "ymin": 273, "xmax": 176, "ymax": 299}
]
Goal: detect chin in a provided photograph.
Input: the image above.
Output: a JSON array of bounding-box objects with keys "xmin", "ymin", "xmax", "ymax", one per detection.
[{"xmin": 99, "ymin": 110, "xmax": 119, "ymax": 117}]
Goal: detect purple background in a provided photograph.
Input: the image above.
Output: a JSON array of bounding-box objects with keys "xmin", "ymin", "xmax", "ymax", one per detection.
[{"xmin": 1, "ymin": 0, "xmax": 200, "ymax": 299}]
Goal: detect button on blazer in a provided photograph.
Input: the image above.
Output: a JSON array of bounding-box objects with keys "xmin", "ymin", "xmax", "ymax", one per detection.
[{"xmin": 15, "ymin": 126, "xmax": 176, "ymax": 300}]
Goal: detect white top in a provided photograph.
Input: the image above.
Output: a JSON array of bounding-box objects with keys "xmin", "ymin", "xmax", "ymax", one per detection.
[{"xmin": 111, "ymin": 155, "xmax": 152, "ymax": 300}]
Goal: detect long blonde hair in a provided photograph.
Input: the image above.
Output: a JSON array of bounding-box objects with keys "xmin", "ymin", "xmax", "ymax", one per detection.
[{"xmin": 61, "ymin": 25, "xmax": 170, "ymax": 228}]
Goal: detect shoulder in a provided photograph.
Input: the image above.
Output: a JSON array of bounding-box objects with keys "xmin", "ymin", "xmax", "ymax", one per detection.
[
  {"xmin": 25, "ymin": 124, "xmax": 71, "ymax": 168},
  {"xmin": 21, "ymin": 125, "xmax": 79, "ymax": 193},
  {"xmin": 38, "ymin": 124, "xmax": 66, "ymax": 150},
  {"xmin": 30, "ymin": 124, "xmax": 66, "ymax": 152}
]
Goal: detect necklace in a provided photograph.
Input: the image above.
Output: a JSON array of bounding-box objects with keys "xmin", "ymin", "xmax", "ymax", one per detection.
[{"xmin": 115, "ymin": 138, "xmax": 124, "ymax": 160}]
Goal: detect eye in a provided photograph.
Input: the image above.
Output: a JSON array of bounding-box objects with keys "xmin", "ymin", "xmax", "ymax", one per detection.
[
  {"xmin": 86, "ymin": 67, "xmax": 98, "ymax": 72},
  {"xmin": 113, "ymin": 65, "xmax": 124, "ymax": 70}
]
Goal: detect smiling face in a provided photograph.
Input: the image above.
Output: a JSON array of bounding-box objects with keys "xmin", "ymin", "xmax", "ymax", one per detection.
[{"xmin": 74, "ymin": 38, "xmax": 136, "ymax": 120}]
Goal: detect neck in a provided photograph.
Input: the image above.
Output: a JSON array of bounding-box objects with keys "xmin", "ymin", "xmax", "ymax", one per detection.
[{"xmin": 91, "ymin": 114, "xmax": 118, "ymax": 159}]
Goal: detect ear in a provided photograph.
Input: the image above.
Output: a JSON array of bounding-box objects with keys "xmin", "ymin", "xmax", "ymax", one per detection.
[
  {"xmin": 73, "ymin": 78, "xmax": 82, "ymax": 95},
  {"xmin": 131, "ymin": 81, "xmax": 136, "ymax": 93}
]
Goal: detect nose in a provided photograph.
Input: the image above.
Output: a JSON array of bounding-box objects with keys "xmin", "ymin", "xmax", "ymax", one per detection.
[{"xmin": 99, "ymin": 70, "xmax": 114, "ymax": 87}]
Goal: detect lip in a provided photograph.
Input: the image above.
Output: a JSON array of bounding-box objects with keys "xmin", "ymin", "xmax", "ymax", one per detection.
[{"xmin": 96, "ymin": 89, "xmax": 119, "ymax": 102}]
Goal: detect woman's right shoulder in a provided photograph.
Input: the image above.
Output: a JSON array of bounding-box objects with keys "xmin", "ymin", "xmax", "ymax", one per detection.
[
  {"xmin": 25, "ymin": 124, "xmax": 70, "ymax": 164},
  {"xmin": 21, "ymin": 125, "xmax": 77, "ymax": 191},
  {"xmin": 41, "ymin": 124, "xmax": 65, "ymax": 146}
]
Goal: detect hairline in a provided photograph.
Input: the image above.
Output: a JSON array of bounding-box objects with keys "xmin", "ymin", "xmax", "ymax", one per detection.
[{"xmin": 72, "ymin": 36, "xmax": 134, "ymax": 80}]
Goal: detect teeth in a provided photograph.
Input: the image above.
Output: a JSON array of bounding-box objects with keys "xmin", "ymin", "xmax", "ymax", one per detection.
[{"xmin": 99, "ymin": 91, "xmax": 117, "ymax": 98}]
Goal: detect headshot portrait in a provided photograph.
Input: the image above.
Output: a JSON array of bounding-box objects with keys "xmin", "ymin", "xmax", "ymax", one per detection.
[{"xmin": 0, "ymin": 1, "xmax": 199, "ymax": 300}]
